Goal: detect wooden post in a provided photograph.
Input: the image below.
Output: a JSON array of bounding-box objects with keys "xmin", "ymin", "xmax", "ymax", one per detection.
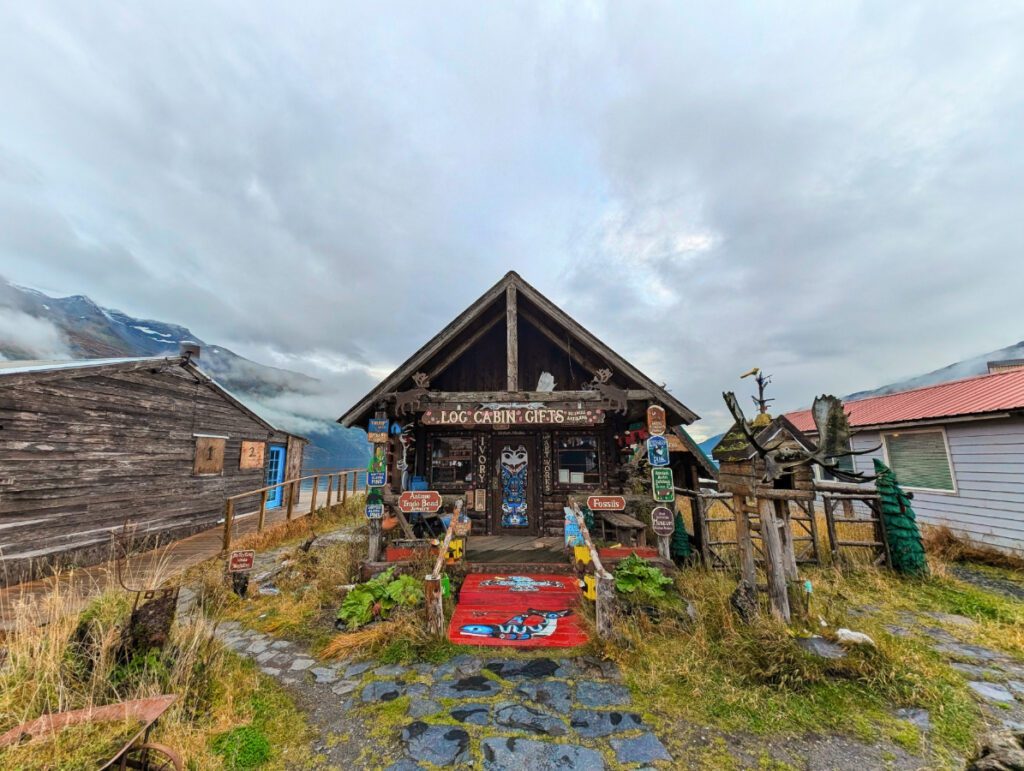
[
  {"xmin": 595, "ymin": 574, "xmax": 617, "ymax": 639},
  {"xmin": 325, "ymin": 475, "xmax": 334, "ymax": 513},
  {"xmin": 506, "ymin": 283, "xmax": 518, "ymax": 391},
  {"xmin": 775, "ymin": 500, "xmax": 799, "ymax": 581},
  {"xmin": 732, "ymin": 495, "xmax": 757, "ymax": 587},
  {"xmin": 309, "ymin": 476, "xmax": 319, "ymax": 515},
  {"xmin": 758, "ymin": 497, "xmax": 791, "ymax": 623},
  {"xmin": 222, "ymin": 498, "xmax": 234, "ymax": 551},
  {"xmin": 656, "ymin": 532, "xmax": 671, "ymax": 561},
  {"xmin": 425, "ymin": 575, "xmax": 444, "ymax": 636},
  {"xmin": 824, "ymin": 498, "xmax": 840, "ymax": 565},
  {"xmin": 286, "ymin": 481, "xmax": 296, "ymax": 520},
  {"xmin": 257, "ymin": 490, "xmax": 268, "ymax": 532},
  {"xmin": 368, "ymin": 518, "xmax": 382, "ymax": 562},
  {"xmin": 341, "ymin": 472, "xmax": 349, "ymax": 504}
]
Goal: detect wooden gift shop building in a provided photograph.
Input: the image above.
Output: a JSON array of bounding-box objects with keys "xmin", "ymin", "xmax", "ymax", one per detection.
[{"xmin": 339, "ymin": 272, "xmax": 712, "ymax": 561}]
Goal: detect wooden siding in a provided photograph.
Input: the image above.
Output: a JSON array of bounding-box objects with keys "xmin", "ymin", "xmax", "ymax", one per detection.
[
  {"xmin": 848, "ymin": 417, "xmax": 1024, "ymax": 555},
  {"xmin": 0, "ymin": 362, "xmax": 295, "ymax": 584}
]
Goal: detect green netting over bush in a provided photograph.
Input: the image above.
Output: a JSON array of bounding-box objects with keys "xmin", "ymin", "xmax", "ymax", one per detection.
[{"xmin": 874, "ymin": 458, "xmax": 929, "ymax": 576}]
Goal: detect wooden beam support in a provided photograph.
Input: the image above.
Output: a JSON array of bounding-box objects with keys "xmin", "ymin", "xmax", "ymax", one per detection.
[
  {"xmin": 518, "ymin": 306, "xmax": 602, "ymax": 376},
  {"xmin": 426, "ymin": 310, "xmax": 504, "ymax": 381},
  {"xmin": 506, "ymin": 284, "xmax": 518, "ymax": 391},
  {"xmin": 418, "ymin": 389, "xmax": 653, "ymax": 404}
]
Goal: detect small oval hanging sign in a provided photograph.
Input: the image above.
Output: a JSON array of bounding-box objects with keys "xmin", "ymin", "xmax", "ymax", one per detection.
[{"xmin": 646, "ymin": 405, "xmax": 667, "ymax": 436}]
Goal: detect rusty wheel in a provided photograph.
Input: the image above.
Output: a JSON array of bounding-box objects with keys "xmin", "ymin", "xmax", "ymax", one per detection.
[{"xmin": 118, "ymin": 741, "xmax": 183, "ymax": 771}]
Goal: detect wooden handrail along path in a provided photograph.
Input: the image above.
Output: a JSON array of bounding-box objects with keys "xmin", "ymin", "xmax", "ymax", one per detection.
[{"xmin": 221, "ymin": 468, "xmax": 365, "ymax": 551}]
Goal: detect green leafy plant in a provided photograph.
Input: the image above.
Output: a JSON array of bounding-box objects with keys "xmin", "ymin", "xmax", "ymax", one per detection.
[
  {"xmin": 210, "ymin": 724, "xmax": 271, "ymax": 769},
  {"xmin": 614, "ymin": 553, "xmax": 674, "ymax": 602},
  {"xmin": 336, "ymin": 568, "xmax": 424, "ymax": 630}
]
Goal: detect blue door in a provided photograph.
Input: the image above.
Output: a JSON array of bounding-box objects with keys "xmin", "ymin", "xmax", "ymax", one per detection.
[{"xmin": 265, "ymin": 445, "xmax": 287, "ymax": 508}]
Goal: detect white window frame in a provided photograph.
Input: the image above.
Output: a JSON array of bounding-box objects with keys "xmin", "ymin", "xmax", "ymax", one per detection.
[
  {"xmin": 881, "ymin": 426, "xmax": 957, "ymax": 495},
  {"xmin": 813, "ymin": 437, "xmax": 857, "ymax": 482}
]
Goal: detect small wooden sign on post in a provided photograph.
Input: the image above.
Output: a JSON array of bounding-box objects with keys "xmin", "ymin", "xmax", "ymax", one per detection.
[
  {"xmin": 239, "ymin": 440, "xmax": 265, "ymax": 470},
  {"xmin": 651, "ymin": 467, "xmax": 675, "ymax": 502},
  {"xmin": 650, "ymin": 506, "xmax": 675, "ymax": 561},
  {"xmin": 398, "ymin": 490, "xmax": 443, "ymax": 514},
  {"xmin": 586, "ymin": 495, "xmax": 626, "ymax": 511},
  {"xmin": 646, "ymin": 405, "xmax": 667, "ymax": 436},
  {"xmin": 367, "ymin": 418, "xmax": 389, "ymax": 444},
  {"xmin": 228, "ymin": 550, "xmax": 256, "ymax": 572},
  {"xmin": 365, "ymin": 502, "xmax": 385, "ymax": 519},
  {"xmin": 647, "ymin": 435, "xmax": 670, "ymax": 467},
  {"xmin": 367, "ymin": 469, "xmax": 387, "ymax": 487}
]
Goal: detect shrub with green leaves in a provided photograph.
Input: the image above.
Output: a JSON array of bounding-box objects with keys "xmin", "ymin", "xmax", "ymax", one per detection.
[
  {"xmin": 336, "ymin": 568, "xmax": 424, "ymax": 630},
  {"xmin": 211, "ymin": 724, "xmax": 271, "ymax": 769},
  {"xmin": 613, "ymin": 553, "xmax": 674, "ymax": 602}
]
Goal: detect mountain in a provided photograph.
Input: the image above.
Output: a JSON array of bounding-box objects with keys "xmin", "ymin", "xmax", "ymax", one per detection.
[
  {"xmin": 0, "ymin": 279, "xmax": 370, "ymax": 472},
  {"xmin": 847, "ymin": 339, "xmax": 1024, "ymax": 400}
]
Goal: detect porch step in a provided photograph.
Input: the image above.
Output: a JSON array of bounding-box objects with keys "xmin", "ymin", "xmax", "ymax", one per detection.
[{"xmin": 448, "ymin": 573, "xmax": 589, "ymax": 649}]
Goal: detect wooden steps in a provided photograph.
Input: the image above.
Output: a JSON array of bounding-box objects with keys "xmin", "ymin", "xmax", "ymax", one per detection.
[{"xmin": 448, "ymin": 573, "xmax": 589, "ymax": 649}]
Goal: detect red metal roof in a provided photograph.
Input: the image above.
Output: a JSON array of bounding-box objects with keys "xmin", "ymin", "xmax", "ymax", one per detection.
[{"xmin": 786, "ymin": 367, "xmax": 1024, "ymax": 432}]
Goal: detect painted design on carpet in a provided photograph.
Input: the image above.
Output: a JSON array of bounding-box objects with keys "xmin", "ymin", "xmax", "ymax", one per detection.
[
  {"xmin": 460, "ymin": 609, "xmax": 571, "ymax": 640},
  {"xmin": 479, "ymin": 575, "xmax": 563, "ymax": 592},
  {"xmin": 500, "ymin": 444, "xmax": 529, "ymax": 527}
]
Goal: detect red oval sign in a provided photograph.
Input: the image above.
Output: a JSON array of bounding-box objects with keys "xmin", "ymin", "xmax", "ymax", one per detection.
[
  {"xmin": 587, "ymin": 495, "xmax": 626, "ymax": 511},
  {"xmin": 228, "ymin": 550, "xmax": 255, "ymax": 572},
  {"xmin": 398, "ymin": 490, "xmax": 443, "ymax": 513}
]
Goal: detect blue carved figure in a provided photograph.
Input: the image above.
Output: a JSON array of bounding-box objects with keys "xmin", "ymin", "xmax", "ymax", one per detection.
[
  {"xmin": 500, "ymin": 444, "xmax": 529, "ymax": 528},
  {"xmin": 460, "ymin": 609, "xmax": 571, "ymax": 640}
]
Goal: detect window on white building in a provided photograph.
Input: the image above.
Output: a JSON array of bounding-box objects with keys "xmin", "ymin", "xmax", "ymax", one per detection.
[{"xmin": 882, "ymin": 429, "xmax": 955, "ymax": 492}]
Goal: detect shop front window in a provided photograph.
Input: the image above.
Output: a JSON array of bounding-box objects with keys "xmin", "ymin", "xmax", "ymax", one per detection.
[
  {"xmin": 556, "ymin": 434, "xmax": 601, "ymax": 487},
  {"xmin": 430, "ymin": 435, "xmax": 474, "ymax": 489}
]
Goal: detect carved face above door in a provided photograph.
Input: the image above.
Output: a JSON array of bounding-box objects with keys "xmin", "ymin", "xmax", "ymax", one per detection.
[{"xmin": 500, "ymin": 443, "xmax": 529, "ymax": 528}]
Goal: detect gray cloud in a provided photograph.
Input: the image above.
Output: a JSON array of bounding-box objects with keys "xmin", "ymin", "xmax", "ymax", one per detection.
[{"xmin": 1, "ymin": 1, "xmax": 1022, "ymax": 438}]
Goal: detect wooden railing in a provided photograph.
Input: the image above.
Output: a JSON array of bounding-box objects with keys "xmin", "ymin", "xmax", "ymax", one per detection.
[
  {"xmin": 568, "ymin": 497, "xmax": 617, "ymax": 639},
  {"xmin": 425, "ymin": 499, "xmax": 463, "ymax": 636},
  {"xmin": 221, "ymin": 468, "xmax": 365, "ymax": 551}
]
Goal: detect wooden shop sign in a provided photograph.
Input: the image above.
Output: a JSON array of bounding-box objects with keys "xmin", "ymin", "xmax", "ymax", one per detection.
[
  {"xmin": 239, "ymin": 440, "xmax": 265, "ymax": 470},
  {"xmin": 421, "ymin": 405, "xmax": 604, "ymax": 427},
  {"xmin": 367, "ymin": 418, "xmax": 389, "ymax": 444},
  {"xmin": 646, "ymin": 405, "xmax": 667, "ymax": 436},
  {"xmin": 365, "ymin": 502, "xmax": 385, "ymax": 519},
  {"xmin": 647, "ymin": 435, "xmax": 670, "ymax": 467},
  {"xmin": 651, "ymin": 467, "xmax": 675, "ymax": 502},
  {"xmin": 398, "ymin": 490, "xmax": 443, "ymax": 513},
  {"xmin": 228, "ymin": 550, "xmax": 256, "ymax": 573},
  {"xmin": 650, "ymin": 506, "xmax": 675, "ymax": 537},
  {"xmin": 587, "ymin": 495, "xmax": 626, "ymax": 511}
]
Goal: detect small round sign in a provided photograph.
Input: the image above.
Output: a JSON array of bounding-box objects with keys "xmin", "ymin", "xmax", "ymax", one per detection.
[{"xmin": 650, "ymin": 506, "xmax": 675, "ymax": 536}]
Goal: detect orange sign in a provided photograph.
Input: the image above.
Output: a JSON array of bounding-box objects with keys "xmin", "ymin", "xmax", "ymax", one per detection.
[
  {"xmin": 228, "ymin": 550, "xmax": 255, "ymax": 572},
  {"xmin": 398, "ymin": 490, "xmax": 443, "ymax": 513},
  {"xmin": 647, "ymin": 405, "xmax": 667, "ymax": 436},
  {"xmin": 587, "ymin": 495, "xmax": 626, "ymax": 511}
]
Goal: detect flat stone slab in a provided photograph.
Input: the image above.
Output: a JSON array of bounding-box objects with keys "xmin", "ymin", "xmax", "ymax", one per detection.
[
  {"xmin": 311, "ymin": 667, "xmax": 338, "ymax": 684},
  {"xmin": 935, "ymin": 642, "xmax": 1002, "ymax": 662},
  {"xmin": 385, "ymin": 761, "xmax": 426, "ymax": 771},
  {"xmin": 362, "ymin": 680, "xmax": 405, "ymax": 702},
  {"xmin": 481, "ymin": 737, "xmax": 606, "ymax": 770},
  {"xmin": 924, "ymin": 611, "xmax": 977, "ymax": 627},
  {"xmin": 290, "ymin": 658, "xmax": 315, "ymax": 671},
  {"xmin": 611, "ymin": 732, "xmax": 672, "ymax": 764},
  {"xmin": 332, "ymin": 680, "xmax": 359, "ymax": 696},
  {"xmin": 450, "ymin": 702, "xmax": 491, "ymax": 726},
  {"xmin": 515, "ymin": 680, "xmax": 572, "ymax": 712},
  {"xmin": 344, "ymin": 661, "xmax": 373, "ymax": 678},
  {"xmin": 409, "ymin": 699, "xmax": 442, "ymax": 719},
  {"xmin": 797, "ymin": 636, "xmax": 845, "ymax": 660},
  {"xmin": 951, "ymin": 662, "xmax": 1004, "ymax": 679},
  {"xmin": 375, "ymin": 664, "xmax": 409, "ymax": 677},
  {"xmin": 576, "ymin": 680, "xmax": 631, "ymax": 707},
  {"xmin": 570, "ymin": 709, "xmax": 644, "ymax": 737},
  {"xmin": 969, "ymin": 681, "xmax": 1017, "ymax": 703},
  {"xmin": 485, "ymin": 658, "xmax": 561, "ymax": 680},
  {"xmin": 432, "ymin": 675, "xmax": 502, "ymax": 699},
  {"xmin": 895, "ymin": 708, "xmax": 931, "ymax": 731},
  {"xmin": 435, "ymin": 654, "xmax": 483, "ymax": 679},
  {"xmin": 494, "ymin": 702, "xmax": 568, "ymax": 736},
  {"xmin": 401, "ymin": 722, "xmax": 470, "ymax": 766},
  {"xmin": 246, "ymin": 639, "xmax": 269, "ymax": 654}
]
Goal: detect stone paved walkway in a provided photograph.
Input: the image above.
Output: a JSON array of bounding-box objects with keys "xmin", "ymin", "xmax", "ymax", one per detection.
[{"xmin": 216, "ymin": 620, "xmax": 673, "ymax": 769}]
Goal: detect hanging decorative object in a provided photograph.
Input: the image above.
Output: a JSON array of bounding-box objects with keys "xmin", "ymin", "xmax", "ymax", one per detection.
[
  {"xmin": 500, "ymin": 444, "xmax": 529, "ymax": 527},
  {"xmin": 646, "ymin": 405, "xmax": 667, "ymax": 436},
  {"xmin": 583, "ymin": 368, "xmax": 628, "ymax": 414},
  {"xmin": 394, "ymin": 372, "xmax": 431, "ymax": 416},
  {"xmin": 367, "ymin": 444, "xmax": 387, "ymax": 487}
]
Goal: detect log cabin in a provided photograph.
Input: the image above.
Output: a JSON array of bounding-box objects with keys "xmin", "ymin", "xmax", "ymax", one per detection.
[
  {"xmin": 0, "ymin": 350, "xmax": 305, "ymax": 585},
  {"xmin": 338, "ymin": 271, "xmax": 716, "ymax": 565}
]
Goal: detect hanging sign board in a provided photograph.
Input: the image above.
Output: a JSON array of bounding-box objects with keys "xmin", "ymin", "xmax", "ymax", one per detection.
[
  {"xmin": 421, "ymin": 406, "xmax": 604, "ymax": 427},
  {"xmin": 646, "ymin": 405, "xmax": 667, "ymax": 436},
  {"xmin": 367, "ymin": 418, "xmax": 389, "ymax": 444},
  {"xmin": 239, "ymin": 440, "xmax": 266, "ymax": 470},
  {"xmin": 228, "ymin": 550, "xmax": 256, "ymax": 573},
  {"xmin": 367, "ymin": 469, "xmax": 387, "ymax": 487},
  {"xmin": 587, "ymin": 495, "xmax": 626, "ymax": 511},
  {"xmin": 398, "ymin": 490, "xmax": 443, "ymax": 513},
  {"xmin": 647, "ymin": 435, "xmax": 670, "ymax": 467},
  {"xmin": 651, "ymin": 467, "xmax": 675, "ymax": 502},
  {"xmin": 365, "ymin": 502, "xmax": 384, "ymax": 519},
  {"xmin": 650, "ymin": 507, "xmax": 675, "ymax": 537},
  {"xmin": 666, "ymin": 433, "xmax": 685, "ymax": 452}
]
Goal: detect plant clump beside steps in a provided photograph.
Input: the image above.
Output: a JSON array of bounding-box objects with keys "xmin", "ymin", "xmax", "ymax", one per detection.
[{"xmin": 336, "ymin": 567, "xmax": 425, "ymax": 630}]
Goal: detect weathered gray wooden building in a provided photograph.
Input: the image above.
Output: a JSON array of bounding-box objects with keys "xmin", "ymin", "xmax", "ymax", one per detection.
[{"xmin": 0, "ymin": 353, "xmax": 304, "ymax": 584}]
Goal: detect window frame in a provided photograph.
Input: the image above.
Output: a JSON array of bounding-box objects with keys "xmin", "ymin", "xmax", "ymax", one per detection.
[
  {"xmin": 881, "ymin": 426, "xmax": 958, "ymax": 495},
  {"xmin": 812, "ymin": 438, "xmax": 857, "ymax": 482},
  {"xmin": 426, "ymin": 431, "xmax": 476, "ymax": 492},
  {"xmin": 552, "ymin": 430, "xmax": 605, "ymax": 491},
  {"xmin": 193, "ymin": 433, "xmax": 228, "ymax": 477}
]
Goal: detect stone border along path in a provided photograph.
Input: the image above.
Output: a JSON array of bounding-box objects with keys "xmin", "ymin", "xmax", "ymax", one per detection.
[{"xmin": 215, "ymin": 619, "xmax": 673, "ymax": 769}]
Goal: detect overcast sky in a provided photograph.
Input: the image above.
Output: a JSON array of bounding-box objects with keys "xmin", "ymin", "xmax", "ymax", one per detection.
[{"xmin": 1, "ymin": 1, "xmax": 1022, "ymax": 438}]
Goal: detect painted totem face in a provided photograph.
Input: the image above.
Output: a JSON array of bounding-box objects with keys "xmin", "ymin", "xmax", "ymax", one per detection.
[{"xmin": 500, "ymin": 445, "xmax": 528, "ymax": 471}]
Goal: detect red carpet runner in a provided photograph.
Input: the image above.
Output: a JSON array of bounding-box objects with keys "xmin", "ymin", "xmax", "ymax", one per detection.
[{"xmin": 447, "ymin": 573, "xmax": 589, "ymax": 648}]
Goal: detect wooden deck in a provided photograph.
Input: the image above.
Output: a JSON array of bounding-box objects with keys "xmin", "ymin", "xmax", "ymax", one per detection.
[
  {"xmin": 465, "ymin": 536, "xmax": 566, "ymax": 565},
  {"xmin": 0, "ymin": 489, "xmax": 326, "ymax": 630}
]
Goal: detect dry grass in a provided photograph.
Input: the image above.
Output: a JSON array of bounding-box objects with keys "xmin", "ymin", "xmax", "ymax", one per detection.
[
  {"xmin": 0, "ymin": 584, "xmax": 315, "ymax": 769},
  {"xmin": 231, "ymin": 494, "xmax": 367, "ymax": 553},
  {"xmin": 922, "ymin": 524, "xmax": 1024, "ymax": 570}
]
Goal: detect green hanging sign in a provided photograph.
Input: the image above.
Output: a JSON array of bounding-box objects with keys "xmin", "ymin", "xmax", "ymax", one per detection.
[{"xmin": 651, "ymin": 467, "xmax": 675, "ymax": 502}]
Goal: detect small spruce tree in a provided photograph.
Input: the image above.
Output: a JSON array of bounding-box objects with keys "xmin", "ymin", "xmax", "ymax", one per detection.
[{"xmin": 874, "ymin": 458, "xmax": 929, "ymax": 576}]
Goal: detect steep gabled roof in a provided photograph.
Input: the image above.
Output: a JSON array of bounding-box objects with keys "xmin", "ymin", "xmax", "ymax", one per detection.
[
  {"xmin": 786, "ymin": 367, "xmax": 1024, "ymax": 432},
  {"xmin": 0, "ymin": 355, "xmax": 302, "ymax": 439},
  {"xmin": 339, "ymin": 271, "xmax": 699, "ymax": 427}
]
